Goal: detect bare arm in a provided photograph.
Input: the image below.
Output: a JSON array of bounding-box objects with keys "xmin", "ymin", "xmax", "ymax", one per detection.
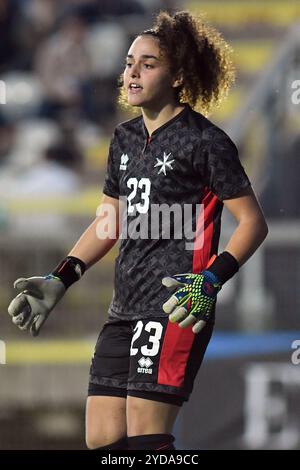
[
  {"xmin": 68, "ymin": 194, "xmax": 121, "ymax": 269},
  {"xmin": 223, "ymin": 186, "xmax": 268, "ymax": 266},
  {"xmin": 7, "ymin": 194, "xmax": 122, "ymax": 336}
]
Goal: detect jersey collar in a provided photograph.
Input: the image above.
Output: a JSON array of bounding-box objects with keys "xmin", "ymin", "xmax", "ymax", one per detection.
[{"xmin": 141, "ymin": 104, "xmax": 190, "ymax": 140}]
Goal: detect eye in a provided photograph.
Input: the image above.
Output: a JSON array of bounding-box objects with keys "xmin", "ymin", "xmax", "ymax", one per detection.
[{"xmin": 144, "ymin": 64, "xmax": 153, "ymax": 69}]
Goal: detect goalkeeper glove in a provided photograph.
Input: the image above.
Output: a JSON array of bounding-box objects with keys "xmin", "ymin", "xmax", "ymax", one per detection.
[
  {"xmin": 162, "ymin": 251, "xmax": 239, "ymax": 334},
  {"xmin": 8, "ymin": 256, "xmax": 86, "ymax": 337}
]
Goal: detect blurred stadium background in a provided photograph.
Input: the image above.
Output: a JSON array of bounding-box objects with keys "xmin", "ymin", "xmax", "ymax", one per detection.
[{"xmin": 0, "ymin": 0, "xmax": 300, "ymax": 450}]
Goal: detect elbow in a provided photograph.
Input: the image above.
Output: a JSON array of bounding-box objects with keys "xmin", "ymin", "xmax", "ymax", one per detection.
[
  {"xmin": 257, "ymin": 216, "xmax": 269, "ymax": 243},
  {"xmin": 262, "ymin": 218, "xmax": 269, "ymax": 238},
  {"xmin": 242, "ymin": 214, "xmax": 268, "ymax": 243}
]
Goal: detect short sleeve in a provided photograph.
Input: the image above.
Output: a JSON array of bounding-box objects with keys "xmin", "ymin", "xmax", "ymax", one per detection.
[
  {"xmin": 103, "ymin": 133, "xmax": 120, "ymax": 199},
  {"xmin": 195, "ymin": 127, "xmax": 251, "ymax": 201}
]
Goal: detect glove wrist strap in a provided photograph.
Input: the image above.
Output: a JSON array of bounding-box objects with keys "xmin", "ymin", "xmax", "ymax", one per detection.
[
  {"xmin": 202, "ymin": 270, "xmax": 221, "ymax": 287},
  {"xmin": 207, "ymin": 251, "xmax": 239, "ymax": 285},
  {"xmin": 51, "ymin": 256, "xmax": 86, "ymax": 289}
]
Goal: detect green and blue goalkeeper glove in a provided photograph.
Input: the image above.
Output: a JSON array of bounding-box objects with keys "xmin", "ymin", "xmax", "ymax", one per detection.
[
  {"xmin": 162, "ymin": 252, "xmax": 239, "ymax": 334},
  {"xmin": 162, "ymin": 270, "xmax": 222, "ymax": 334}
]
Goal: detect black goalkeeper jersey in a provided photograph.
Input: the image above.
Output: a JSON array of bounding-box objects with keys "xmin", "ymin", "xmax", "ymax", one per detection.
[{"xmin": 103, "ymin": 104, "xmax": 250, "ymax": 321}]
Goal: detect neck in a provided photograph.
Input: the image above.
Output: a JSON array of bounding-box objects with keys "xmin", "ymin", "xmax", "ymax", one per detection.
[{"xmin": 141, "ymin": 102, "xmax": 186, "ymax": 136}]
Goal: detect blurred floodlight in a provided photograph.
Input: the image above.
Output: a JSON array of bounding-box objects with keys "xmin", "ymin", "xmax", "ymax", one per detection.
[
  {"xmin": 87, "ymin": 22, "xmax": 127, "ymax": 77},
  {"xmin": 0, "ymin": 72, "xmax": 44, "ymax": 120}
]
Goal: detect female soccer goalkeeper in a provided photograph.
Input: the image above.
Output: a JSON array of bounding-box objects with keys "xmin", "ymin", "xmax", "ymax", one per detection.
[{"xmin": 8, "ymin": 11, "xmax": 268, "ymax": 450}]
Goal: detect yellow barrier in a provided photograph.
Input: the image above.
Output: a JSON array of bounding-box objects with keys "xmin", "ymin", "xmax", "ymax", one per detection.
[
  {"xmin": 232, "ymin": 40, "xmax": 275, "ymax": 72},
  {"xmin": 6, "ymin": 340, "xmax": 94, "ymax": 364},
  {"xmin": 5, "ymin": 188, "xmax": 101, "ymax": 215},
  {"xmin": 211, "ymin": 88, "xmax": 242, "ymax": 120},
  {"xmin": 187, "ymin": 1, "xmax": 300, "ymax": 27}
]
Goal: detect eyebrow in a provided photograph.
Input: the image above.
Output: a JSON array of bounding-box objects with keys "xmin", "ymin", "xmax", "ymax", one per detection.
[{"xmin": 126, "ymin": 54, "xmax": 159, "ymax": 61}]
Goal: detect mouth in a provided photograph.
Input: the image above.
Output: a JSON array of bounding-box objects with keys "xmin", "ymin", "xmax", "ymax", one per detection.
[{"xmin": 128, "ymin": 83, "xmax": 143, "ymax": 94}]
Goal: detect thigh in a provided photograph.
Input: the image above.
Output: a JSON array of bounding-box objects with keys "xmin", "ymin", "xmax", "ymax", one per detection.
[
  {"xmin": 86, "ymin": 395, "xmax": 127, "ymax": 449},
  {"xmin": 126, "ymin": 395, "xmax": 180, "ymax": 437}
]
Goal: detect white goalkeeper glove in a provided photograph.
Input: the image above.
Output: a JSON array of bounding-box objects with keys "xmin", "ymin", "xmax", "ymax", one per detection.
[
  {"xmin": 8, "ymin": 256, "xmax": 86, "ymax": 336},
  {"xmin": 8, "ymin": 275, "xmax": 66, "ymax": 336}
]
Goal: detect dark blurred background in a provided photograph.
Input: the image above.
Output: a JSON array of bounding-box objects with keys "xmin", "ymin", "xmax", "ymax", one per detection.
[{"xmin": 0, "ymin": 0, "xmax": 300, "ymax": 450}]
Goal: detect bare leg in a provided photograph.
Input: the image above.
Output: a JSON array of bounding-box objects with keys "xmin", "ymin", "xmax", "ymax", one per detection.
[{"xmin": 85, "ymin": 396, "xmax": 127, "ymax": 449}]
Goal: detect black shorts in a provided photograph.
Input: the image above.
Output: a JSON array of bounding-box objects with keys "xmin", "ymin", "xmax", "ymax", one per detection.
[{"xmin": 88, "ymin": 316, "xmax": 214, "ymax": 406}]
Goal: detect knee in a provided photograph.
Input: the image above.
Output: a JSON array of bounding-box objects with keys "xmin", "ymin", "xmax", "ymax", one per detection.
[
  {"xmin": 127, "ymin": 397, "xmax": 178, "ymax": 436},
  {"xmin": 86, "ymin": 415, "xmax": 127, "ymax": 449},
  {"xmin": 86, "ymin": 433, "xmax": 127, "ymax": 450},
  {"xmin": 86, "ymin": 427, "xmax": 126, "ymax": 450},
  {"xmin": 86, "ymin": 433, "xmax": 108, "ymax": 450},
  {"xmin": 86, "ymin": 408, "xmax": 127, "ymax": 449}
]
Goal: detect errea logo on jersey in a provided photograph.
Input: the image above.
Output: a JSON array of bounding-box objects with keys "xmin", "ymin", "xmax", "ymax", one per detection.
[
  {"xmin": 137, "ymin": 356, "xmax": 153, "ymax": 374},
  {"xmin": 120, "ymin": 153, "xmax": 129, "ymax": 171}
]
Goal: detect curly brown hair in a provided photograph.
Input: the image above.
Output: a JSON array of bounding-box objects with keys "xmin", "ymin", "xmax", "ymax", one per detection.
[{"xmin": 118, "ymin": 10, "xmax": 235, "ymax": 116}]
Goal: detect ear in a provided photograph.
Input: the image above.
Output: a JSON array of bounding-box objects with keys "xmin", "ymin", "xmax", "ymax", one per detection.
[
  {"xmin": 172, "ymin": 77, "xmax": 183, "ymax": 88},
  {"xmin": 172, "ymin": 70, "xmax": 184, "ymax": 89}
]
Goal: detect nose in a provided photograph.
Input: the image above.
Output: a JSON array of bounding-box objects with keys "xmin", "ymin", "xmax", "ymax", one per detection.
[{"xmin": 130, "ymin": 63, "xmax": 140, "ymax": 78}]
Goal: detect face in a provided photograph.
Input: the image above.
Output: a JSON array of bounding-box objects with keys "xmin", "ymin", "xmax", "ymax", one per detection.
[{"xmin": 123, "ymin": 35, "xmax": 178, "ymax": 110}]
